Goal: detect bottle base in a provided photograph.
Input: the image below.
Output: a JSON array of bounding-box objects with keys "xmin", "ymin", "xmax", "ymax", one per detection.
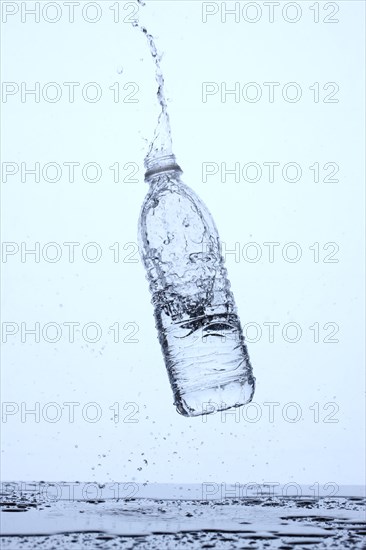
[{"xmin": 174, "ymin": 377, "xmax": 255, "ymax": 417}]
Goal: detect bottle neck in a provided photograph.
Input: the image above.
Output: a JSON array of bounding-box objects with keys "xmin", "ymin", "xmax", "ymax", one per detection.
[{"xmin": 144, "ymin": 154, "xmax": 182, "ymax": 182}]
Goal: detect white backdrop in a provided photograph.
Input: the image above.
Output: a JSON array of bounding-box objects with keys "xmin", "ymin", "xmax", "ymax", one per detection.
[{"xmin": 1, "ymin": 1, "xmax": 365, "ymax": 486}]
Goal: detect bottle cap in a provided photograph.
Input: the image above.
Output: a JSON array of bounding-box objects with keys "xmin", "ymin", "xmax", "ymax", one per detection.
[{"xmin": 144, "ymin": 154, "xmax": 182, "ymax": 180}]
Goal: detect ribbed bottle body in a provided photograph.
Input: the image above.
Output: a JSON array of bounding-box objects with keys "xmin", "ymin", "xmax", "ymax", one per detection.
[{"xmin": 138, "ymin": 165, "xmax": 255, "ymax": 416}]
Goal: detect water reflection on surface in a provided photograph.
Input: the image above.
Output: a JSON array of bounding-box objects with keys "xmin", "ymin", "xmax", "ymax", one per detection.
[{"xmin": 1, "ymin": 483, "xmax": 365, "ymax": 549}]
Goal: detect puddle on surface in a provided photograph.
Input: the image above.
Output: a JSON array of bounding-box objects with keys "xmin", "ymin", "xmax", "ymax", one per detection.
[{"xmin": 0, "ymin": 483, "xmax": 365, "ymax": 548}]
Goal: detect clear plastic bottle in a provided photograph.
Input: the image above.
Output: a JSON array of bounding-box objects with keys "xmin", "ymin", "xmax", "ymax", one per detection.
[{"xmin": 138, "ymin": 153, "xmax": 256, "ymax": 417}]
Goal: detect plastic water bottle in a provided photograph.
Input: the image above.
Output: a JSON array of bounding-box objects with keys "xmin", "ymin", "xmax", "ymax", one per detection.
[{"xmin": 138, "ymin": 153, "xmax": 256, "ymax": 417}]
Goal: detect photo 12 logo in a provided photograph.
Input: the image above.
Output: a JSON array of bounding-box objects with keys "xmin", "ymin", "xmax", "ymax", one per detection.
[
  {"xmin": 201, "ymin": 481, "xmax": 340, "ymax": 500},
  {"xmin": 202, "ymin": 81, "xmax": 340, "ymax": 103},
  {"xmin": 1, "ymin": 401, "xmax": 140, "ymax": 424},
  {"xmin": 1, "ymin": 81, "xmax": 139, "ymax": 103},
  {"xmin": 1, "ymin": 2, "xmax": 141, "ymax": 24},
  {"xmin": 200, "ymin": 401, "xmax": 340, "ymax": 423},
  {"xmin": 201, "ymin": 2, "xmax": 340, "ymax": 24},
  {"xmin": 0, "ymin": 481, "xmax": 140, "ymax": 501}
]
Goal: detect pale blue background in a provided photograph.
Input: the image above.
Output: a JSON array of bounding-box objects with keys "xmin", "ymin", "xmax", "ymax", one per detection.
[{"xmin": 1, "ymin": 1, "xmax": 365, "ymax": 485}]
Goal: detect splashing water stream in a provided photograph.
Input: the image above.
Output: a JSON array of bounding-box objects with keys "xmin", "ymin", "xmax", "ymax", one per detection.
[{"xmin": 132, "ymin": 15, "xmax": 173, "ymax": 162}]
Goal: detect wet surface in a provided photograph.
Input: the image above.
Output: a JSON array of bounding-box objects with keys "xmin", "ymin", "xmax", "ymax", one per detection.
[{"xmin": 0, "ymin": 483, "xmax": 365, "ymax": 549}]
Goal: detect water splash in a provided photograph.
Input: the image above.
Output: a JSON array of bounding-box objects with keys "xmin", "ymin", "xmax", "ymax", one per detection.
[
  {"xmin": 132, "ymin": 14, "xmax": 173, "ymax": 164},
  {"xmin": 135, "ymin": 4, "xmax": 255, "ymax": 416}
]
